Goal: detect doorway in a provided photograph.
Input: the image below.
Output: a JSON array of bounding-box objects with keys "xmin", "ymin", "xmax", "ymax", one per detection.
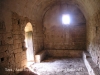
[{"xmin": 24, "ymin": 22, "xmax": 34, "ymax": 62}]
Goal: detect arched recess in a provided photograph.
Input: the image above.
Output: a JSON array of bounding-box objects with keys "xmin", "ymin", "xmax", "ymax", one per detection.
[
  {"xmin": 24, "ymin": 22, "xmax": 34, "ymax": 62},
  {"xmin": 43, "ymin": 4, "xmax": 86, "ymax": 57}
]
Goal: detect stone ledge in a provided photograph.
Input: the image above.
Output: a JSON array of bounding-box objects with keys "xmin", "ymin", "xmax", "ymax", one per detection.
[
  {"xmin": 35, "ymin": 50, "xmax": 46, "ymax": 63},
  {"xmin": 83, "ymin": 51, "xmax": 100, "ymax": 75},
  {"xmin": 46, "ymin": 50, "xmax": 84, "ymax": 58}
]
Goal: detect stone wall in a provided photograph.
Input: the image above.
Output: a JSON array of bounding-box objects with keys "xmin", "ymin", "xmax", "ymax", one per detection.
[
  {"xmin": 0, "ymin": 12, "xmax": 28, "ymax": 75},
  {"xmin": 47, "ymin": 50, "xmax": 83, "ymax": 57},
  {"xmin": 43, "ymin": 4, "xmax": 86, "ymax": 50},
  {"xmin": 0, "ymin": 1, "xmax": 44, "ymax": 74},
  {"xmin": 0, "ymin": 12, "xmax": 44, "ymax": 75},
  {"xmin": 0, "ymin": 0, "xmax": 100, "ymax": 74},
  {"xmin": 87, "ymin": 10, "xmax": 100, "ymax": 69}
]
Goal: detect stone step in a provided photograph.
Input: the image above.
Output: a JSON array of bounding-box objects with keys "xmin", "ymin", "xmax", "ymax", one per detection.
[{"xmin": 83, "ymin": 51, "xmax": 100, "ymax": 75}]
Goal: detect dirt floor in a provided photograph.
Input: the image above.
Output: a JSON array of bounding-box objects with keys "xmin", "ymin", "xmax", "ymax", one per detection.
[{"xmin": 30, "ymin": 57, "xmax": 89, "ymax": 75}]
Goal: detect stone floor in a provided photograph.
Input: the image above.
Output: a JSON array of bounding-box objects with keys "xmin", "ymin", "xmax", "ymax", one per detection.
[{"xmin": 30, "ymin": 57, "xmax": 89, "ymax": 75}]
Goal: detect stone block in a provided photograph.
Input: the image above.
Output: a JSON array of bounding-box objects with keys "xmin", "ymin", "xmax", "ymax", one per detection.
[
  {"xmin": 63, "ymin": 50, "xmax": 70, "ymax": 57},
  {"xmin": 13, "ymin": 48, "xmax": 22, "ymax": 54},
  {"xmin": 14, "ymin": 39, "xmax": 21, "ymax": 44},
  {"xmin": 83, "ymin": 51, "xmax": 100, "ymax": 75},
  {"xmin": 12, "ymin": 31, "xmax": 21, "ymax": 35},
  {"xmin": 47, "ymin": 50, "xmax": 83, "ymax": 58},
  {"xmin": 35, "ymin": 50, "xmax": 46, "ymax": 63},
  {"xmin": 13, "ymin": 35, "xmax": 21, "ymax": 40},
  {"xmin": 21, "ymin": 59, "xmax": 27, "ymax": 67},
  {"xmin": 8, "ymin": 45, "xmax": 13, "ymax": 50},
  {"xmin": 21, "ymin": 51, "xmax": 27, "ymax": 60},
  {"xmin": 56, "ymin": 50, "xmax": 64, "ymax": 57},
  {"xmin": 15, "ymin": 53, "xmax": 21, "ymax": 63},
  {"xmin": 13, "ymin": 44, "xmax": 19, "ymax": 49}
]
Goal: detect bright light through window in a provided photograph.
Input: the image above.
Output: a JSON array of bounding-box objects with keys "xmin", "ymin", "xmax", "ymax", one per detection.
[{"xmin": 62, "ymin": 14, "xmax": 70, "ymax": 25}]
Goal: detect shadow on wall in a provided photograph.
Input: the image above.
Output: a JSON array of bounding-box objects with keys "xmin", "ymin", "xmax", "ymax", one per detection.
[{"xmin": 17, "ymin": 68, "xmax": 38, "ymax": 75}]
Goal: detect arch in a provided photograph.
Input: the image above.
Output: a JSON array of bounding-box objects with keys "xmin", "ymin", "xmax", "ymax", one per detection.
[
  {"xmin": 25, "ymin": 22, "xmax": 33, "ymax": 32},
  {"xmin": 24, "ymin": 22, "xmax": 34, "ymax": 65},
  {"xmin": 43, "ymin": 4, "xmax": 86, "ymax": 51}
]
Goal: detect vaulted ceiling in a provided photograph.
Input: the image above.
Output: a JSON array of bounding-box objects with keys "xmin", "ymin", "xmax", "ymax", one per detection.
[{"xmin": 1, "ymin": 0, "xmax": 100, "ymax": 21}]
